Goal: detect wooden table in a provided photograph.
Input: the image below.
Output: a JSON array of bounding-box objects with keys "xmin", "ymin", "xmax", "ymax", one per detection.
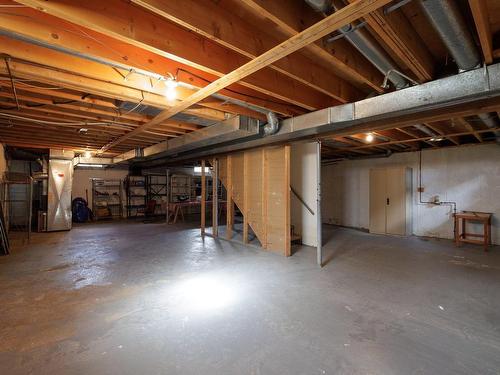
[
  {"xmin": 454, "ymin": 211, "xmax": 492, "ymax": 251},
  {"xmin": 165, "ymin": 200, "xmax": 227, "ymax": 224}
]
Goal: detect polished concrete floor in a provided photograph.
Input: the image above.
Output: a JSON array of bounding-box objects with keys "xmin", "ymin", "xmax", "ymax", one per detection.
[{"xmin": 0, "ymin": 221, "xmax": 499, "ymax": 374}]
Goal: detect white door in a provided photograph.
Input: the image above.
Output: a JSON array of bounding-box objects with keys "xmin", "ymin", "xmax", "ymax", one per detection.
[
  {"xmin": 369, "ymin": 169, "xmax": 387, "ymax": 234},
  {"xmin": 386, "ymin": 168, "xmax": 406, "ymax": 235}
]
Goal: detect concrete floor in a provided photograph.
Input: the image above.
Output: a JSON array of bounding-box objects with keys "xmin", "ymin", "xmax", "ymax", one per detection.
[{"xmin": 0, "ymin": 222, "xmax": 499, "ymax": 374}]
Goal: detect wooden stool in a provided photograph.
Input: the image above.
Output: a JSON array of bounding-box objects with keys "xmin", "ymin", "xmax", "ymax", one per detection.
[{"xmin": 454, "ymin": 211, "xmax": 492, "ymax": 251}]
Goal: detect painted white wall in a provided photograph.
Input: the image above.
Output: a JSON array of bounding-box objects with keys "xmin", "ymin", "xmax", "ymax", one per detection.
[
  {"xmin": 291, "ymin": 142, "xmax": 318, "ymax": 247},
  {"xmin": 322, "ymin": 144, "xmax": 500, "ymax": 245},
  {"xmin": 72, "ymin": 168, "xmax": 129, "ymax": 216}
]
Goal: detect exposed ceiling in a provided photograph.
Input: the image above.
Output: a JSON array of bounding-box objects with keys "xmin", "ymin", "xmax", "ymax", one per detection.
[{"xmin": 0, "ymin": 0, "xmax": 499, "ymax": 161}]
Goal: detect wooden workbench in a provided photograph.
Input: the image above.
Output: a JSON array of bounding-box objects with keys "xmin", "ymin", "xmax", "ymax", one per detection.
[
  {"xmin": 454, "ymin": 211, "xmax": 492, "ymax": 251},
  {"xmin": 165, "ymin": 200, "xmax": 226, "ymax": 224}
]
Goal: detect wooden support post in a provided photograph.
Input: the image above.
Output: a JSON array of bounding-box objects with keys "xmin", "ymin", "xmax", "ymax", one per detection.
[
  {"xmin": 243, "ymin": 153, "xmax": 249, "ymax": 244},
  {"xmin": 200, "ymin": 160, "xmax": 206, "ymax": 236},
  {"xmin": 226, "ymin": 156, "xmax": 234, "ymax": 240},
  {"xmin": 212, "ymin": 158, "xmax": 219, "ymax": 237},
  {"xmin": 284, "ymin": 145, "xmax": 291, "ymax": 257},
  {"xmin": 262, "ymin": 149, "xmax": 268, "ymax": 249}
]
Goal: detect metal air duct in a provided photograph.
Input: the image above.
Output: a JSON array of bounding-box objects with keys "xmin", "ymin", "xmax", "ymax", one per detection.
[
  {"xmin": 305, "ymin": 0, "xmax": 409, "ymax": 89},
  {"xmin": 420, "ymin": 0, "xmax": 481, "ymax": 71},
  {"xmin": 263, "ymin": 112, "xmax": 280, "ymax": 136},
  {"xmin": 477, "ymin": 113, "xmax": 500, "ymax": 143}
]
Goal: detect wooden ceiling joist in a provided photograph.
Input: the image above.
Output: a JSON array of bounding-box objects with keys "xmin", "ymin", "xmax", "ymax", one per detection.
[
  {"xmin": 469, "ymin": 0, "xmax": 494, "ymax": 64},
  {"xmin": 347, "ymin": 0, "xmax": 435, "ymax": 81},
  {"xmin": 239, "ymin": 0, "xmax": 385, "ymax": 93},
  {"xmin": 0, "ymin": 7, "xmax": 298, "ymax": 117},
  {"xmin": 99, "ymin": 0, "xmax": 393, "ymax": 152},
  {"xmin": 14, "ymin": 0, "xmax": 337, "ymax": 111},
  {"xmin": 130, "ymin": 0, "xmax": 361, "ymax": 103},
  {"xmin": 322, "ymin": 127, "xmax": 498, "ymax": 152}
]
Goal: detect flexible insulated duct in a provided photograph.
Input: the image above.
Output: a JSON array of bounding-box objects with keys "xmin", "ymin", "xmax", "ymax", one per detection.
[
  {"xmin": 420, "ymin": 0, "xmax": 480, "ymax": 71},
  {"xmin": 304, "ymin": 0, "xmax": 408, "ymax": 89}
]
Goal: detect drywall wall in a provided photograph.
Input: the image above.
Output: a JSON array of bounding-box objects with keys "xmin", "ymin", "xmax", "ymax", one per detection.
[
  {"xmin": 322, "ymin": 144, "xmax": 500, "ymax": 245},
  {"xmin": 291, "ymin": 142, "xmax": 318, "ymax": 247},
  {"xmin": 72, "ymin": 168, "xmax": 129, "ymax": 217}
]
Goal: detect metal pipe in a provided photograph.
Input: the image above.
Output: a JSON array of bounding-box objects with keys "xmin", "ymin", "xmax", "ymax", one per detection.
[
  {"xmin": 477, "ymin": 113, "xmax": 500, "ymax": 143},
  {"xmin": 291, "ymin": 186, "xmax": 315, "ymax": 215},
  {"xmin": 420, "ymin": 0, "xmax": 480, "ymax": 71},
  {"xmin": 316, "ymin": 140, "xmax": 322, "ymax": 267},
  {"xmin": 263, "ymin": 112, "xmax": 280, "ymax": 136},
  {"xmin": 414, "ymin": 124, "xmax": 437, "ymax": 137},
  {"xmin": 306, "ymin": 0, "xmax": 408, "ymax": 89},
  {"xmin": 384, "ymin": 0, "xmax": 413, "ymax": 15}
]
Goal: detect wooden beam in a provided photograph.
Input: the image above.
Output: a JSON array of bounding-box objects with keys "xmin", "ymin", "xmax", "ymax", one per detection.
[
  {"xmin": 226, "ymin": 156, "xmax": 233, "ymax": 241},
  {"xmin": 200, "ymin": 160, "xmax": 206, "ymax": 235},
  {"xmin": 323, "ymin": 127, "xmax": 499, "ymax": 151},
  {"xmin": 239, "ymin": 0, "xmax": 384, "ymax": 93},
  {"xmin": 243, "ymin": 152, "xmax": 249, "ymax": 244},
  {"xmin": 284, "ymin": 145, "xmax": 291, "ymax": 257},
  {"xmin": 100, "ymin": 0, "xmax": 393, "ymax": 152},
  {"xmin": 131, "ymin": 0, "xmax": 361, "ymax": 103},
  {"xmin": 0, "ymin": 8, "xmax": 298, "ymax": 117},
  {"xmin": 348, "ymin": 0, "xmax": 434, "ymax": 81},
  {"xmin": 15, "ymin": 0, "xmax": 335, "ymax": 111},
  {"xmin": 0, "ymin": 89, "xmax": 200, "ymax": 134},
  {"xmin": 212, "ymin": 158, "xmax": 218, "ymax": 237},
  {"xmin": 469, "ymin": 0, "xmax": 494, "ymax": 64},
  {"xmin": 453, "ymin": 117, "xmax": 482, "ymax": 142},
  {"xmin": 424, "ymin": 122, "xmax": 460, "ymax": 145},
  {"xmin": 261, "ymin": 148, "xmax": 268, "ymax": 249},
  {"xmin": 0, "ymin": 38, "xmax": 233, "ymax": 121}
]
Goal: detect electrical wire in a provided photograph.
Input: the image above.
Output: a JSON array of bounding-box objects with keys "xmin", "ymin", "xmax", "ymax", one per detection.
[
  {"xmin": 0, "ymin": 112, "xmax": 109, "ymax": 126},
  {"xmin": 0, "ymin": 77, "xmax": 65, "ymax": 90}
]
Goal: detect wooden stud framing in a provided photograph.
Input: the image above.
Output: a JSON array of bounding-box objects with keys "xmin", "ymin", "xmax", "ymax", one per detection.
[
  {"xmin": 469, "ymin": 0, "xmax": 494, "ymax": 64},
  {"xmin": 92, "ymin": 0, "xmax": 393, "ymax": 151},
  {"xmin": 212, "ymin": 158, "xmax": 218, "ymax": 237},
  {"xmin": 200, "ymin": 159, "xmax": 206, "ymax": 235},
  {"xmin": 226, "ymin": 156, "xmax": 234, "ymax": 240},
  {"xmin": 243, "ymin": 153, "xmax": 249, "ymax": 244},
  {"xmin": 284, "ymin": 145, "xmax": 291, "ymax": 257}
]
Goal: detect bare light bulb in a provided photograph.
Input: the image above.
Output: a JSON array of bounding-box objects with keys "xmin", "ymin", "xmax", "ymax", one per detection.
[
  {"xmin": 165, "ymin": 78, "xmax": 178, "ymax": 101},
  {"xmin": 365, "ymin": 133, "xmax": 374, "ymax": 142}
]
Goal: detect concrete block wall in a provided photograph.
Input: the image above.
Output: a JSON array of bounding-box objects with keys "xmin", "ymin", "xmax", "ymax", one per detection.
[{"xmin": 321, "ymin": 144, "xmax": 500, "ymax": 245}]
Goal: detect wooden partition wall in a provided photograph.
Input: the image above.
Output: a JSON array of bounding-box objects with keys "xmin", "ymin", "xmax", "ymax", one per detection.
[{"xmin": 202, "ymin": 145, "xmax": 291, "ymax": 256}]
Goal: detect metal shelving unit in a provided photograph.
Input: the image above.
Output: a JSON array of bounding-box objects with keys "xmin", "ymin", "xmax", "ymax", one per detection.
[
  {"xmin": 92, "ymin": 179, "xmax": 123, "ymax": 220},
  {"xmin": 170, "ymin": 174, "xmax": 191, "ymax": 203},
  {"xmin": 146, "ymin": 174, "xmax": 168, "ymax": 216},
  {"xmin": 125, "ymin": 175, "xmax": 147, "ymax": 218}
]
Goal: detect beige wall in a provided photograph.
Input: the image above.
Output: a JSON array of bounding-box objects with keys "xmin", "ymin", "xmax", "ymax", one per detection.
[{"xmin": 322, "ymin": 144, "xmax": 500, "ymax": 244}]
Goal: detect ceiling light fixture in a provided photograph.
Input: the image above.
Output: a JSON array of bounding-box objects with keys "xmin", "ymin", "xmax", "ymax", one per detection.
[
  {"xmin": 165, "ymin": 73, "xmax": 178, "ymax": 101},
  {"xmin": 84, "ymin": 150, "xmax": 92, "ymax": 158},
  {"xmin": 429, "ymin": 137, "xmax": 444, "ymax": 142},
  {"xmin": 365, "ymin": 133, "xmax": 374, "ymax": 142}
]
